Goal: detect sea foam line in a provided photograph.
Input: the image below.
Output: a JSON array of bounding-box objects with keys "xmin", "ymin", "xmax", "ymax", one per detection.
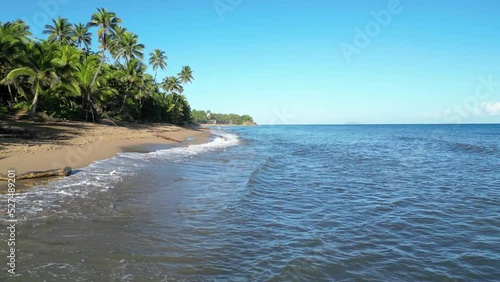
[
  {"xmin": 148, "ymin": 131, "xmax": 240, "ymax": 160},
  {"xmin": 0, "ymin": 130, "xmax": 240, "ymax": 219}
]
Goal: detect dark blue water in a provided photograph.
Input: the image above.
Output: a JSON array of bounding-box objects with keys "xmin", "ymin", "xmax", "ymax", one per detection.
[{"xmin": 1, "ymin": 124, "xmax": 499, "ymax": 281}]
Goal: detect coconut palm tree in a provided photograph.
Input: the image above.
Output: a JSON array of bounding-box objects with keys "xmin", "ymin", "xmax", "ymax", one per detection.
[
  {"xmin": 1, "ymin": 20, "xmax": 32, "ymax": 43},
  {"xmin": 88, "ymin": 8, "xmax": 122, "ymax": 89},
  {"xmin": 68, "ymin": 54, "xmax": 117, "ymax": 121},
  {"xmin": 56, "ymin": 44, "xmax": 82, "ymax": 67},
  {"xmin": 178, "ymin": 65, "xmax": 194, "ymax": 85},
  {"xmin": 43, "ymin": 17, "xmax": 74, "ymax": 44},
  {"xmin": 0, "ymin": 21, "xmax": 29, "ymax": 102},
  {"xmin": 73, "ymin": 23, "xmax": 92, "ymax": 51},
  {"xmin": 1, "ymin": 42, "xmax": 61, "ymax": 116},
  {"xmin": 0, "ymin": 21, "xmax": 27, "ymax": 68},
  {"xmin": 148, "ymin": 49, "xmax": 167, "ymax": 82},
  {"xmin": 162, "ymin": 76, "xmax": 183, "ymax": 94},
  {"xmin": 111, "ymin": 30, "xmax": 144, "ymax": 64},
  {"xmin": 116, "ymin": 58, "xmax": 146, "ymax": 113}
]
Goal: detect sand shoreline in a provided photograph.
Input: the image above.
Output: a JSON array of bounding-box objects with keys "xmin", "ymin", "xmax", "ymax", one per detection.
[{"xmin": 0, "ymin": 118, "xmax": 211, "ymax": 190}]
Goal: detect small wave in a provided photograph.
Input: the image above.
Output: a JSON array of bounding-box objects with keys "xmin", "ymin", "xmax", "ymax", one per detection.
[
  {"xmin": 396, "ymin": 136, "xmax": 429, "ymax": 142},
  {"xmin": 447, "ymin": 141, "xmax": 498, "ymax": 155},
  {"xmin": 0, "ymin": 130, "xmax": 240, "ymax": 220},
  {"xmin": 269, "ymin": 258, "xmax": 327, "ymax": 281},
  {"xmin": 149, "ymin": 131, "xmax": 240, "ymax": 161},
  {"xmin": 397, "ymin": 135, "xmax": 498, "ymax": 155},
  {"xmin": 245, "ymin": 157, "xmax": 277, "ymax": 190}
]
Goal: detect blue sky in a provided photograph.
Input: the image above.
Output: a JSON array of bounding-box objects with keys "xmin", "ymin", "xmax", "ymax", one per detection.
[{"xmin": 3, "ymin": 0, "xmax": 500, "ymax": 124}]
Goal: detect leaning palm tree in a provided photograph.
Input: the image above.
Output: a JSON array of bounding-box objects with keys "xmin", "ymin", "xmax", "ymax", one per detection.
[
  {"xmin": 72, "ymin": 23, "xmax": 92, "ymax": 51},
  {"xmin": 88, "ymin": 8, "xmax": 122, "ymax": 89},
  {"xmin": 178, "ymin": 65, "xmax": 194, "ymax": 85},
  {"xmin": 148, "ymin": 49, "xmax": 167, "ymax": 82},
  {"xmin": 43, "ymin": 17, "xmax": 74, "ymax": 44},
  {"xmin": 110, "ymin": 30, "xmax": 144, "ymax": 64},
  {"xmin": 1, "ymin": 42, "xmax": 60, "ymax": 116}
]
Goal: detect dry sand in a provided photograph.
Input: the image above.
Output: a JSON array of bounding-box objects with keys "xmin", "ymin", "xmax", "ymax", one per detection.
[{"xmin": 0, "ymin": 118, "xmax": 210, "ymax": 176}]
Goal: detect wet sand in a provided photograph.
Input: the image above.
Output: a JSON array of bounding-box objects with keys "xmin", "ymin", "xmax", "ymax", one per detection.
[{"xmin": 0, "ymin": 118, "xmax": 210, "ymax": 191}]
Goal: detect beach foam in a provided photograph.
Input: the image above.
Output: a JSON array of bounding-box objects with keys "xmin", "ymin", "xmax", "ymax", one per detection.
[
  {"xmin": 1, "ymin": 130, "xmax": 240, "ymax": 220},
  {"xmin": 149, "ymin": 131, "xmax": 240, "ymax": 160}
]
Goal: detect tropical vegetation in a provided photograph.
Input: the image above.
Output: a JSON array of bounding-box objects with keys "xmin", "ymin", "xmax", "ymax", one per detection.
[
  {"xmin": 191, "ymin": 110, "xmax": 255, "ymax": 125},
  {"xmin": 0, "ymin": 9, "xmax": 198, "ymax": 125}
]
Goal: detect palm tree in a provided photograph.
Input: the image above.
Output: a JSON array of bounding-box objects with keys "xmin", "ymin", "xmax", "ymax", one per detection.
[
  {"xmin": 56, "ymin": 44, "xmax": 82, "ymax": 67},
  {"xmin": 178, "ymin": 65, "xmax": 194, "ymax": 85},
  {"xmin": 69, "ymin": 54, "xmax": 116, "ymax": 121},
  {"xmin": 148, "ymin": 49, "xmax": 167, "ymax": 82},
  {"xmin": 1, "ymin": 20, "xmax": 32, "ymax": 43},
  {"xmin": 164, "ymin": 93, "xmax": 190, "ymax": 124},
  {"xmin": 0, "ymin": 21, "xmax": 28, "ymax": 67},
  {"xmin": 88, "ymin": 8, "xmax": 122, "ymax": 90},
  {"xmin": 1, "ymin": 42, "xmax": 60, "ymax": 116},
  {"xmin": 73, "ymin": 23, "xmax": 92, "ymax": 51},
  {"xmin": 162, "ymin": 76, "xmax": 183, "ymax": 94},
  {"xmin": 116, "ymin": 58, "xmax": 146, "ymax": 113},
  {"xmin": 0, "ymin": 21, "xmax": 29, "ymax": 101},
  {"xmin": 111, "ymin": 30, "xmax": 144, "ymax": 64},
  {"xmin": 43, "ymin": 17, "xmax": 74, "ymax": 44}
]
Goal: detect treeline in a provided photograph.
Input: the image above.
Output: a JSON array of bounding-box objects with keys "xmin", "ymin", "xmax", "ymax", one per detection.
[
  {"xmin": 0, "ymin": 9, "xmax": 195, "ymax": 124},
  {"xmin": 191, "ymin": 110, "xmax": 255, "ymax": 125}
]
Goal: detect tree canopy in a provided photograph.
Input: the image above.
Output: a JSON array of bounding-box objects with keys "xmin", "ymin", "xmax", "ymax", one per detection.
[
  {"xmin": 0, "ymin": 9, "xmax": 196, "ymax": 125},
  {"xmin": 0, "ymin": 10, "xmax": 254, "ymax": 125},
  {"xmin": 191, "ymin": 110, "xmax": 255, "ymax": 125}
]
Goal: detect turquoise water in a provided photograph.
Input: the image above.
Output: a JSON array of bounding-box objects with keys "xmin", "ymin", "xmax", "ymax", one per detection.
[{"xmin": 1, "ymin": 124, "xmax": 499, "ymax": 281}]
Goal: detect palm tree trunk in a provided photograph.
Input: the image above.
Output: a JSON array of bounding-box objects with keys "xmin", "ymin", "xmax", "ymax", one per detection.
[
  {"xmin": 120, "ymin": 91, "xmax": 128, "ymax": 113},
  {"xmin": 7, "ymin": 84, "xmax": 14, "ymax": 102},
  {"xmin": 28, "ymin": 84, "xmax": 39, "ymax": 117},
  {"xmin": 89, "ymin": 50, "xmax": 105, "ymax": 90},
  {"xmin": 86, "ymin": 49, "xmax": 106, "ymax": 122},
  {"xmin": 85, "ymin": 90, "xmax": 100, "ymax": 123},
  {"xmin": 120, "ymin": 84, "xmax": 130, "ymax": 113},
  {"xmin": 87, "ymin": 93, "xmax": 94, "ymax": 122}
]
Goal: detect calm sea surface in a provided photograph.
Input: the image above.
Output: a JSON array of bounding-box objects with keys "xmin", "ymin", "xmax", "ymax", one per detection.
[{"xmin": 1, "ymin": 124, "xmax": 499, "ymax": 281}]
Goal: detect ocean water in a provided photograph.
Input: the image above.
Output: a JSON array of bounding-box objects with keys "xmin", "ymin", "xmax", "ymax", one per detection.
[{"xmin": 1, "ymin": 124, "xmax": 499, "ymax": 281}]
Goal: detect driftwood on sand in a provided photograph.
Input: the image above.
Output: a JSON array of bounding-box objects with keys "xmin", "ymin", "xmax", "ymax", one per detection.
[
  {"xmin": 0, "ymin": 166, "xmax": 72, "ymax": 181},
  {"xmin": 156, "ymin": 134, "xmax": 181, "ymax": 143}
]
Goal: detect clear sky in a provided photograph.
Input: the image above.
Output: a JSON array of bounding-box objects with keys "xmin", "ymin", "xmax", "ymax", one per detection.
[{"xmin": 3, "ymin": 0, "xmax": 500, "ymax": 124}]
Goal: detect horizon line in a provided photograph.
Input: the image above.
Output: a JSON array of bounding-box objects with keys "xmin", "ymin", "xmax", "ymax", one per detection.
[{"xmin": 253, "ymin": 122, "xmax": 500, "ymax": 126}]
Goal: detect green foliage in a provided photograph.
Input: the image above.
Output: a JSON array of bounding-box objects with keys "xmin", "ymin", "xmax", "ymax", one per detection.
[
  {"xmin": 149, "ymin": 49, "xmax": 167, "ymax": 81},
  {"xmin": 192, "ymin": 110, "xmax": 254, "ymax": 125},
  {"xmin": 0, "ymin": 10, "xmax": 202, "ymax": 125},
  {"xmin": 43, "ymin": 17, "xmax": 74, "ymax": 44},
  {"xmin": 0, "ymin": 105, "xmax": 7, "ymax": 114},
  {"xmin": 11, "ymin": 101, "xmax": 31, "ymax": 113}
]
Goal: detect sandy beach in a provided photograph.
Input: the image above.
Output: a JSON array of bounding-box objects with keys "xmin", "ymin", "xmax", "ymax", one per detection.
[{"xmin": 0, "ymin": 118, "xmax": 210, "ymax": 190}]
